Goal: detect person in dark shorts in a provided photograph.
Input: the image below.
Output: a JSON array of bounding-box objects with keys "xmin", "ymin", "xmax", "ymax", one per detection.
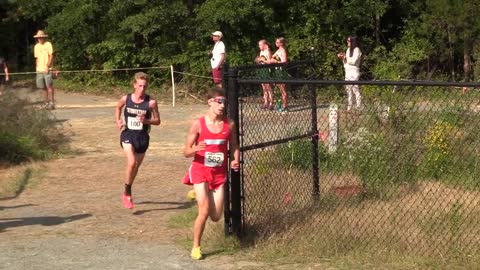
[
  {"xmin": 255, "ymin": 40, "xmax": 273, "ymax": 110},
  {"xmin": 115, "ymin": 72, "xmax": 161, "ymax": 209},
  {"xmin": 268, "ymin": 37, "xmax": 289, "ymax": 112},
  {"xmin": 0, "ymin": 57, "xmax": 9, "ymax": 96}
]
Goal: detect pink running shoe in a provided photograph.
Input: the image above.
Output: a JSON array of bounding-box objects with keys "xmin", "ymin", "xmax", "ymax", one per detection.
[{"xmin": 122, "ymin": 194, "xmax": 134, "ymax": 209}]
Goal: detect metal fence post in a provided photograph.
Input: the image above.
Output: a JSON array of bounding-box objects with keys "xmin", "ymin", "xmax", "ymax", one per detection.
[
  {"xmin": 225, "ymin": 64, "xmax": 242, "ymax": 237},
  {"xmin": 328, "ymin": 104, "xmax": 338, "ymax": 153},
  {"xmin": 310, "ymin": 84, "xmax": 320, "ymax": 200},
  {"xmin": 223, "ymin": 62, "xmax": 231, "ymax": 236}
]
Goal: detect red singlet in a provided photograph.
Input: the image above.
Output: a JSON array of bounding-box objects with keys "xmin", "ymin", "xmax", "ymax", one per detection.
[{"xmin": 182, "ymin": 116, "xmax": 230, "ymax": 190}]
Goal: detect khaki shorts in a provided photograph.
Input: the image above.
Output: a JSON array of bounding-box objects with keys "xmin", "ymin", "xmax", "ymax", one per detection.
[{"xmin": 36, "ymin": 72, "xmax": 53, "ymax": 89}]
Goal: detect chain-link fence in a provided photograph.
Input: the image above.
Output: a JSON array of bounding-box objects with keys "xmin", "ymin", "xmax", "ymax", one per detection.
[{"xmin": 224, "ymin": 62, "xmax": 480, "ymax": 258}]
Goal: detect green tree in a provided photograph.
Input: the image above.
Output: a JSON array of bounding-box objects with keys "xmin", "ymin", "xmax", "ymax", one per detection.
[{"xmin": 404, "ymin": 0, "xmax": 480, "ymax": 80}]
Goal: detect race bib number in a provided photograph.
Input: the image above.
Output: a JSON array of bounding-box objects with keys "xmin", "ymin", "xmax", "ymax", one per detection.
[
  {"xmin": 205, "ymin": 152, "xmax": 224, "ymax": 167},
  {"xmin": 127, "ymin": 116, "xmax": 143, "ymax": 130}
]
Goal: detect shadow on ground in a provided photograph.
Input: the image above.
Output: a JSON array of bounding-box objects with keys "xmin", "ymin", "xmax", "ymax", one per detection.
[
  {"xmin": 132, "ymin": 201, "xmax": 195, "ymax": 215},
  {"xmin": 0, "ymin": 204, "xmax": 37, "ymax": 211},
  {"xmin": 0, "ymin": 213, "xmax": 92, "ymax": 232}
]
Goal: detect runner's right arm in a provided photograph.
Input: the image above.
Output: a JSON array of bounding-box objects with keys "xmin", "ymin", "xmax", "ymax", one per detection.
[
  {"xmin": 184, "ymin": 120, "xmax": 205, "ymax": 158},
  {"xmin": 115, "ymin": 96, "xmax": 127, "ymax": 129}
]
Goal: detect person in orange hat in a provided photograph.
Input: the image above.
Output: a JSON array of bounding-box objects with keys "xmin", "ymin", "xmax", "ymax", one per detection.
[{"xmin": 33, "ymin": 30, "xmax": 55, "ymax": 109}]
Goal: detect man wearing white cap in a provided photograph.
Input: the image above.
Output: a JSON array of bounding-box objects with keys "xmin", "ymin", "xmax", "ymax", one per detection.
[
  {"xmin": 33, "ymin": 30, "xmax": 55, "ymax": 109},
  {"xmin": 210, "ymin": 31, "xmax": 225, "ymax": 88}
]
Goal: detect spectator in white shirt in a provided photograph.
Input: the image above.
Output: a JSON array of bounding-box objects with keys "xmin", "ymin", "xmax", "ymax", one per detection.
[
  {"xmin": 337, "ymin": 36, "xmax": 362, "ymax": 111},
  {"xmin": 209, "ymin": 31, "xmax": 225, "ymax": 88}
]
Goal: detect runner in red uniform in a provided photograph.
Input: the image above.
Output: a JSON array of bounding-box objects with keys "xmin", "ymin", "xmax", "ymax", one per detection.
[
  {"xmin": 185, "ymin": 115, "xmax": 230, "ymax": 189},
  {"xmin": 183, "ymin": 87, "xmax": 240, "ymax": 260}
]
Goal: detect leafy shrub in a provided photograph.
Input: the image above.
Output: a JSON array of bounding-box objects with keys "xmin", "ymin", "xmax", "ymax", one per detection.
[
  {"xmin": 0, "ymin": 93, "xmax": 65, "ymax": 164},
  {"xmin": 340, "ymin": 127, "xmax": 393, "ymax": 197},
  {"xmin": 422, "ymin": 120, "xmax": 455, "ymax": 179},
  {"xmin": 421, "ymin": 105, "xmax": 465, "ymax": 180},
  {"xmin": 275, "ymin": 139, "xmax": 313, "ymax": 170}
]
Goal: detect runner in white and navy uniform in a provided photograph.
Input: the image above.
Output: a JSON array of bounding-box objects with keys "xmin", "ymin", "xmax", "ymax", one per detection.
[{"xmin": 115, "ymin": 72, "xmax": 161, "ymax": 209}]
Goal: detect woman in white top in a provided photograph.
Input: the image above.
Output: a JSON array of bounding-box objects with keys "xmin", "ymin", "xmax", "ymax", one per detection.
[
  {"xmin": 255, "ymin": 39, "xmax": 273, "ymax": 110},
  {"xmin": 337, "ymin": 36, "xmax": 362, "ymax": 111}
]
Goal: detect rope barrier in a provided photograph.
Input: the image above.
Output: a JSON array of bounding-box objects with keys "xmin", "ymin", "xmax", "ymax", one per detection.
[
  {"xmin": 0, "ymin": 66, "xmax": 171, "ymax": 76},
  {"xmin": 0, "ymin": 66, "xmax": 225, "ymax": 107},
  {"xmin": 172, "ymin": 70, "xmax": 212, "ymax": 80}
]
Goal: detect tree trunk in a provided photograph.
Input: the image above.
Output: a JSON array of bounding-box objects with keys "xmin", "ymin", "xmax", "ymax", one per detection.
[
  {"xmin": 447, "ymin": 26, "xmax": 455, "ymax": 81},
  {"xmin": 426, "ymin": 62, "xmax": 438, "ymax": 81},
  {"xmin": 463, "ymin": 37, "xmax": 472, "ymax": 82},
  {"xmin": 375, "ymin": 14, "xmax": 381, "ymax": 44}
]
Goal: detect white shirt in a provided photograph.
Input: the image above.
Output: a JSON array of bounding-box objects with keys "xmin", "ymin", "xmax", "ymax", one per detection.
[
  {"xmin": 211, "ymin": 41, "xmax": 225, "ymax": 69},
  {"xmin": 343, "ymin": 47, "xmax": 362, "ymax": 74}
]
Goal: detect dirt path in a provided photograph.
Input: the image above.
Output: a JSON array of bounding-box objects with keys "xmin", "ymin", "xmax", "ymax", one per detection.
[{"xmin": 0, "ymin": 89, "xmax": 251, "ymax": 270}]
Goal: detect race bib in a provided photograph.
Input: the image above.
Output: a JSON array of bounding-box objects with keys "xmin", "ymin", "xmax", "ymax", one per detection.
[
  {"xmin": 127, "ymin": 116, "xmax": 143, "ymax": 130},
  {"xmin": 205, "ymin": 152, "xmax": 224, "ymax": 167}
]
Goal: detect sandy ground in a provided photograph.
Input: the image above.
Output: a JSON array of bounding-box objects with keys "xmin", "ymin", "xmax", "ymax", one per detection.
[{"xmin": 0, "ymin": 88, "xmax": 254, "ymax": 270}]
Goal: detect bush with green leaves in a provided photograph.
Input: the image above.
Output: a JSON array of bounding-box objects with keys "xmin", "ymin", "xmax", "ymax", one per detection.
[
  {"xmin": 422, "ymin": 120, "xmax": 455, "ymax": 179},
  {"xmin": 339, "ymin": 127, "xmax": 393, "ymax": 197},
  {"xmin": 0, "ymin": 93, "xmax": 64, "ymax": 164},
  {"xmin": 275, "ymin": 139, "xmax": 313, "ymax": 170}
]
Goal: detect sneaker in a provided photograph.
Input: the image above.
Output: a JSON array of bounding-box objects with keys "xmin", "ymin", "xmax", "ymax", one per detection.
[
  {"xmin": 186, "ymin": 190, "xmax": 196, "ymax": 201},
  {"xmin": 44, "ymin": 102, "xmax": 55, "ymax": 110},
  {"xmin": 122, "ymin": 194, "xmax": 134, "ymax": 209},
  {"xmin": 191, "ymin": 246, "xmax": 203, "ymax": 260}
]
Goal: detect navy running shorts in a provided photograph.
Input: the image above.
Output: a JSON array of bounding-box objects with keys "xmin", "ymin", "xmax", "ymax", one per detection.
[{"xmin": 120, "ymin": 129, "xmax": 150, "ymax": 154}]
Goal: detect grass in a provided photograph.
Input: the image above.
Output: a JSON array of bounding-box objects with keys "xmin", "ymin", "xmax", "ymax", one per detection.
[
  {"xmin": 166, "ymin": 204, "xmax": 197, "ymax": 229},
  {"xmin": 165, "ymin": 199, "xmax": 479, "ymax": 269},
  {"xmin": 250, "ymin": 240, "xmax": 480, "ymax": 269},
  {"xmin": 166, "ymin": 203, "xmax": 241, "ymax": 257},
  {"xmin": 163, "ymin": 184, "xmax": 479, "ymax": 268},
  {"xmin": 236, "ymin": 179, "xmax": 480, "ymax": 269}
]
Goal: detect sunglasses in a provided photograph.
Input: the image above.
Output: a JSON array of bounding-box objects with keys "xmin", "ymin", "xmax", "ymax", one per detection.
[{"xmin": 210, "ymin": 97, "xmax": 226, "ymax": 104}]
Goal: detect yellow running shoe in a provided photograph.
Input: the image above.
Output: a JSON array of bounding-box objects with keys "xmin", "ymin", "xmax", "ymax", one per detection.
[
  {"xmin": 186, "ymin": 190, "xmax": 196, "ymax": 201},
  {"xmin": 191, "ymin": 246, "xmax": 203, "ymax": 260}
]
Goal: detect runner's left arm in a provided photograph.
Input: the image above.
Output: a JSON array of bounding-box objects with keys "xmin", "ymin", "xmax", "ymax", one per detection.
[
  {"xmin": 144, "ymin": 100, "xmax": 160, "ymax": 125},
  {"xmin": 229, "ymin": 120, "xmax": 240, "ymax": 171}
]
